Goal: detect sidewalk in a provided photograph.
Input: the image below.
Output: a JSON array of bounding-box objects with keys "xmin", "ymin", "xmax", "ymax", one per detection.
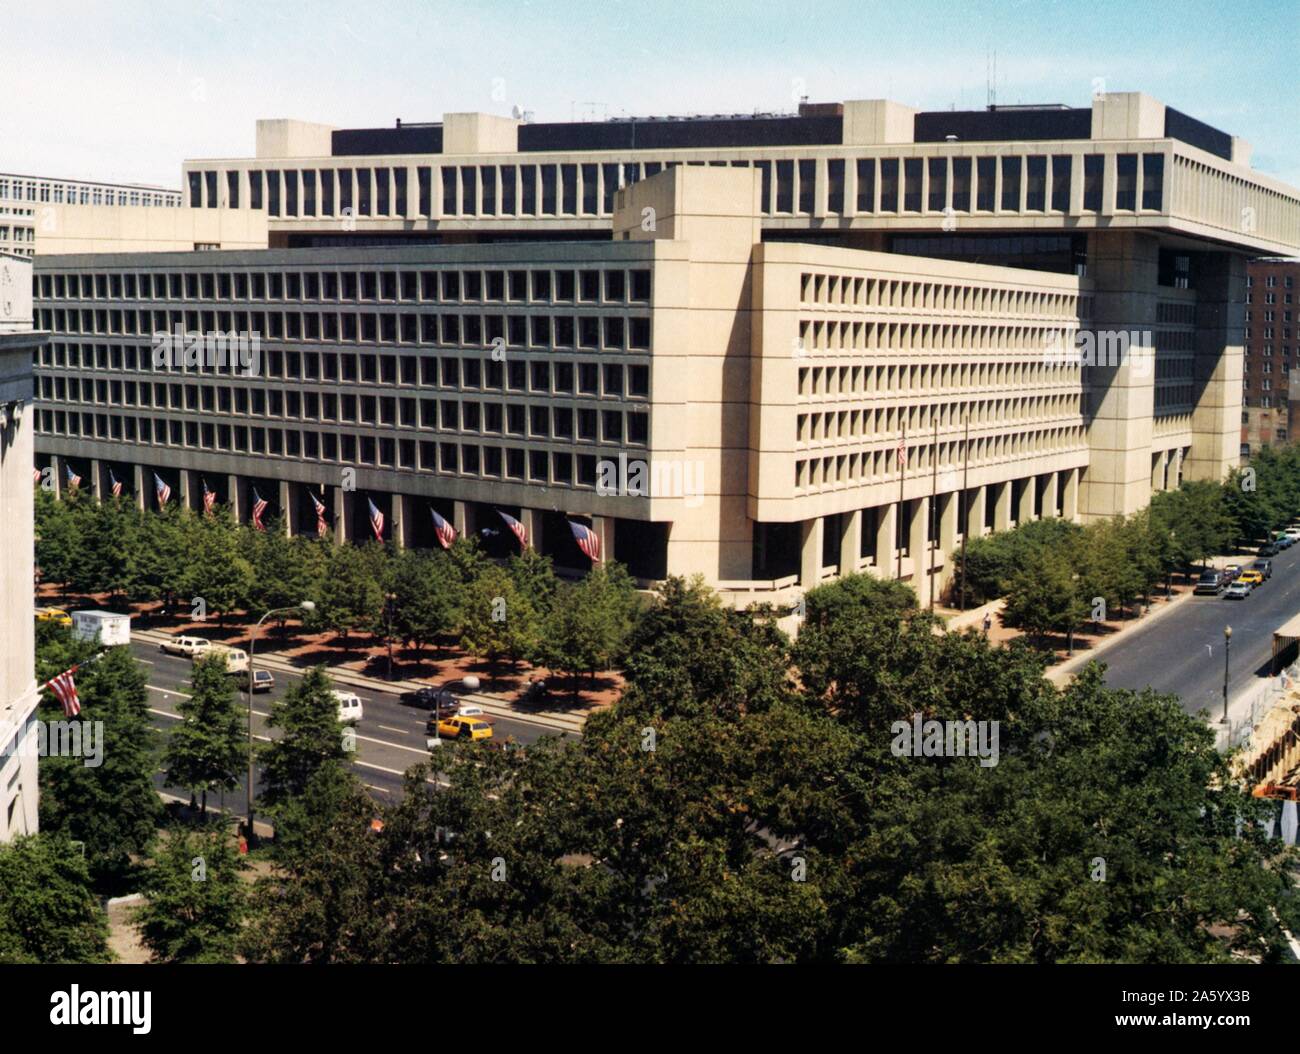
[{"xmin": 133, "ymin": 628, "xmax": 588, "ymax": 735}]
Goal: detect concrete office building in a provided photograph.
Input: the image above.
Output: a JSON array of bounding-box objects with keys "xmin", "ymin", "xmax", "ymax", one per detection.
[
  {"xmin": 1241, "ymin": 257, "xmax": 1299, "ymax": 455},
  {"xmin": 30, "ymin": 91, "xmax": 1300, "ymax": 605},
  {"xmin": 0, "ymin": 173, "xmax": 182, "ymax": 258},
  {"xmin": 1, "ymin": 251, "xmax": 42, "ymax": 840}
]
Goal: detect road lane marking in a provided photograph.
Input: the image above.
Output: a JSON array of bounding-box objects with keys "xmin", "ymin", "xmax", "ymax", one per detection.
[{"xmin": 377, "ymin": 724, "xmax": 411, "ymax": 735}]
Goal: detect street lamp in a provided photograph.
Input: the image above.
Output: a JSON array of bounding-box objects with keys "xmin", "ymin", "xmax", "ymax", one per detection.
[
  {"xmin": 1221, "ymin": 625, "xmax": 1232, "ymax": 725},
  {"xmin": 384, "ymin": 592, "xmax": 397, "ymax": 681},
  {"xmin": 427, "ymin": 674, "xmax": 481, "ymax": 749},
  {"xmin": 245, "ymin": 600, "xmax": 316, "ymax": 840}
]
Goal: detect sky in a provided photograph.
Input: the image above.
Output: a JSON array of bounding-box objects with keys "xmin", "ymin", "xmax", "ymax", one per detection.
[{"xmin": 1, "ymin": 0, "xmax": 1297, "ymax": 189}]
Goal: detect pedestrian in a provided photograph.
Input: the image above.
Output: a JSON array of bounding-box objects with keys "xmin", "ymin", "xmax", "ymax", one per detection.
[{"xmin": 982, "ymin": 612, "xmax": 992, "ymax": 636}]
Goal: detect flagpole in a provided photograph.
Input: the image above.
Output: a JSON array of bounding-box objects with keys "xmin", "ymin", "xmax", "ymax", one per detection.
[{"xmin": 896, "ymin": 420, "xmax": 906, "ymax": 582}]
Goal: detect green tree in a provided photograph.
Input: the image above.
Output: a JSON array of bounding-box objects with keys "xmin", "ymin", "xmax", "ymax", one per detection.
[
  {"xmin": 259, "ymin": 666, "xmax": 349, "ymax": 810},
  {"xmin": 316, "ymin": 543, "xmax": 383, "ymax": 644},
  {"xmin": 38, "ymin": 645, "xmax": 162, "ymax": 888},
  {"xmin": 134, "ymin": 826, "xmax": 246, "ymax": 963},
  {"xmin": 35, "ymin": 487, "xmax": 82, "ymax": 599},
  {"xmin": 542, "ymin": 563, "xmax": 640, "ymax": 697},
  {"xmin": 1003, "ymin": 545, "xmax": 1088, "ymax": 648},
  {"xmin": 0, "ymin": 834, "xmax": 111, "ymax": 963},
  {"xmin": 458, "ymin": 564, "xmax": 542, "ymax": 678},
  {"xmin": 388, "ymin": 548, "xmax": 458, "ymax": 658},
  {"xmin": 179, "ymin": 513, "xmax": 252, "ymax": 621},
  {"xmin": 164, "ymin": 654, "xmax": 246, "ymax": 815}
]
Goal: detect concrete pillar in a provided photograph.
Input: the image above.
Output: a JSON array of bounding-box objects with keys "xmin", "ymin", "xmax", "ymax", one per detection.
[
  {"xmin": 89, "ymin": 458, "xmax": 102, "ymax": 503},
  {"xmin": 280, "ymin": 480, "xmax": 295, "ymax": 536},
  {"xmin": 452, "ymin": 500, "xmax": 476, "ymax": 543},
  {"xmin": 1185, "ymin": 253, "xmax": 1246, "ymax": 483},
  {"xmin": 992, "ymin": 480, "xmax": 1012, "ymax": 532},
  {"xmin": 908, "ymin": 497, "xmax": 931, "ymax": 605},
  {"xmin": 1079, "ymin": 230, "xmax": 1159, "ymax": 519},
  {"xmin": 50, "ymin": 453, "xmax": 62, "ymax": 497},
  {"xmin": 592, "ymin": 514, "xmax": 615, "ymax": 564},
  {"xmin": 937, "ymin": 491, "xmax": 958, "ymax": 594},
  {"xmin": 966, "ymin": 485, "xmax": 986, "ymax": 541},
  {"xmin": 875, "ymin": 502, "xmax": 897, "ymax": 573},
  {"xmin": 800, "ymin": 516, "xmax": 824, "ymax": 588},
  {"xmin": 519, "ymin": 508, "xmax": 541, "ymax": 553},
  {"xmin": 134, "ymin": 464, "xmax": 146, "ymax": 511},
  {"xmin": 332, "ymin": 486, "xmax": 348, "ymax": 545},
  {"xmin": 1041, "ymin": 471, "xmax": 1060, "ymax": 519},
  {"xmin": 838, "ymin": 508, "xmax": 862, "ymax": 577},
  {"xmin": 392, "ymin": 493, "xmax": 409, "ymax": 549},
  {"xmin": 1151, "ymin": 449, "xmax": 1167, "ymax": 492},
  {"xmin": 1063, "ymin": 468, "xmax": 1080, "ymax": 522},
  {"xmin": 1017, "ymin": 476, "xmax": 1036, "ymax": 525},
  {"xmin": 226, "ymin": 474, "xmax": 242, "ymax": 524},
  {"xmin": 179, "ymin": 469, "xmax": 193, "ymax": 512}
]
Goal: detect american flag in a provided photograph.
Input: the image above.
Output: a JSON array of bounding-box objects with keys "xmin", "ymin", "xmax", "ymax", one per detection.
[
  {"xmin": 154, "ymin": 472, "xmax": 171, "ymax": 507},
  {"xmin": 311, "ymin": 492, "xmax": 328, "ymax": 538},
  {"xmin": 251, "ymin": 489, "xmax": 268, "ymax": 531},
  {"xmin": 569, "ymin": 519, "xmax": 602, "ymax": 562},
  {"xmin": 368, "ymin": 498, "xmax": 385, "ymax": 543},
  {"xmin": 108, "ymin": 469, "xmax": 123, "ymax": 498},
  {"xmin": 44, "ymin": 665, "xmax": 81, "ymax": 718},
  {"xmin": 33, "ymin": 467, "xmax": 42, "ymax": 484},
  {"xmin": 496, "ymin": 509, "xmax": 530, "ymax": 550},
  {"xmin": 430, "ymin": 507, "xmax": 457, "ymax": 550},
  {"xmin": 897, "ymin": 438, "xmax": 907, "ymax": 470},
  {"xmin": 65, "ymin": 463, "xmax": 81, "ymax": 490},
  {"xmin": 202, "ymin": 478, "xmax": 216, "ymax": 516}
]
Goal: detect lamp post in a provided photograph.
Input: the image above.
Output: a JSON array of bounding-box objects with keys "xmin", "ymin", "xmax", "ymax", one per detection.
[
  {"xmin": 246, "ymin": 600, "xmax": 316, "ymax": 839},
  {"xmin": 1221, "ymin": 625, "xmax": 1232, "ymax": 725},
  {"xmin": 384, "ymin": 592, "xmax": 397, "ymax": 681},
  {"xmin": 427, "ymin": 675, "xmax": 481, "ymax": 749}
]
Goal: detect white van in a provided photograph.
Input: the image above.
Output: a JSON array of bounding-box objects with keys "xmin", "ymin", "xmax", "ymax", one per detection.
[
  {"xmin": 71, "ymin": 610, "xmax": 132, "ymax": 647},
  {"xmin": 331, "ymin": 690, "xmax": 364, "ymax": 724},
  {"xmin": 205, "ymin": 646, "xmax": 249, "ymax": 674},
  {"xmin": 160, "ymin": 635, "xmax": 211, "ymax": 658}
]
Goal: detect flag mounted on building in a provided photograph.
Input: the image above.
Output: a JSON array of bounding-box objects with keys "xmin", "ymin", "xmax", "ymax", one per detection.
[
  {"xmin": 65, "ymin": 463, "xmax": 81, "ymax": 490},
  {"xmin": 496, "ymin": 509, "xmax": 530, "ymax": 550},
  {"xmin": 897, "ymin": 438, "xmax": 907, "ymax": 469},
  {"xmin": 33, "ymin": 467, "xmax": 42, "ymax": 484},
  {"xmin": 568, "ymin": 519, "xmax": 602, "ymax": 562},
  {"xmin": 430, "ymin": 507, "xmax": 457, "ymax": 550},
  {"xmin": 44, "ymin": 665, "xmax": 82, "ymax": 719},
  {"xmin": 154, "ymin": 472, "xmax": 171, "ymax": 507},
  {"xmin": 368, "ymin": 498, "xmax": 385, "ymax": 543},
  {"xmin": 251, "ymin": 488, "xmax": 268, "ymax": 531},
  {"xmin": 201, "ymin": 478, "xmax": 216, "ymax": 516},
  {"xmin": 311, "ymin": 492, "xmax": 329, "ymax": 538},
  {"xmin": 108, "ymin": 469, "xmax": 123, "ymax": 498}
]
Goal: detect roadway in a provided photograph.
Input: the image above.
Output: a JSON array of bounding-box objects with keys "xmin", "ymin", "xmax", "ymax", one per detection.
[
  {"xmin": 132, "ymin": 640, "xmax": 575, "ymax": 810},
  {"xmin": 1099, "ymin": 543, "xmax": 1300, "ymax": 718}
]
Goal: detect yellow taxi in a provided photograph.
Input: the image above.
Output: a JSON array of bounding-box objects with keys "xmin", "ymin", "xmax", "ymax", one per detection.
[
  {"xmin": 35, "ymin": 607, "xmax": 72, "ymax": 626},
  {"xmin": 1237, "ymin": 569, "xmax": 1265, "ymax": 587},
  {"xmin": 433, "ymin": 715, "xmax": 494, "ymax": 742}
]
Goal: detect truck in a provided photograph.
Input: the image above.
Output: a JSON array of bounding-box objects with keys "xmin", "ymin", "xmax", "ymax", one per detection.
[
  {"xmin": 70, "ymin": 610, "xmax": 132, "ymax": 647},
  {"xmin": 203, "ymin": 645, "xmax": 250, "ymax": 674}
]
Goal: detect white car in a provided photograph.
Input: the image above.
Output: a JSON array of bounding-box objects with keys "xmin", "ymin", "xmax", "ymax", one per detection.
[
  {"xmin": 331, "ymin": 690, "xmax": 364, "ymax": 724},
  {"xmin": 455, "ymin": 704, "xmax": 493, "ymax": 723},
  {"xmin": 160, "ymin": 636, "xmax": 211, "ymax": 658}
]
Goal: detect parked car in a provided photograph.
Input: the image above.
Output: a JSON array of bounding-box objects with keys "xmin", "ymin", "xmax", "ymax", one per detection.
[
  {"xmin": 1275, "ymin": 534, "xmax": 1295, "ymax": 550},
  {"xmin": 1251, "ymin": 559, "xmax": 1273, "ymax": 580},
  {"xmin": 427, "ymin": 715, "xmax": 493, "ymax": 743},
  {"xmin": 159, "ymin": 635, "xmax": 211, "ymax": 658},
  {"xmin": 1222, "ymin": 564, "xmax": 1242, "ymax": 583},
  {"xmin": 331, "ymin": 690, "xmax": 364, "ymax": 724},
  {"xmin": 1224, "ymin": 581, "xmax": 1253, "ymax": 600},
  {"xmin": 400, "ymin": 685, "xmax": 458, "ymax": 716},
  {"xmin": 1284, "ymin": 528, "xmax": 1300, "ymax": 542},
  {"xmin": 35, "ymin": 607, "xmax": 72, "ymax": 626},
  {"xmin": 1238, "ymin": 569, "xmax": 1264, "ymax": 587},
  {"xmin": 1194, "ymin": 570, "xmax": 1226, "ymax": 596},
  {"xmin": 236, "ymin": 669, "xmax": 275, "ymax": 693},
  {"xmin": 1258, "ymin": 541, "xmax": 1280, "ymax": 557}
]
